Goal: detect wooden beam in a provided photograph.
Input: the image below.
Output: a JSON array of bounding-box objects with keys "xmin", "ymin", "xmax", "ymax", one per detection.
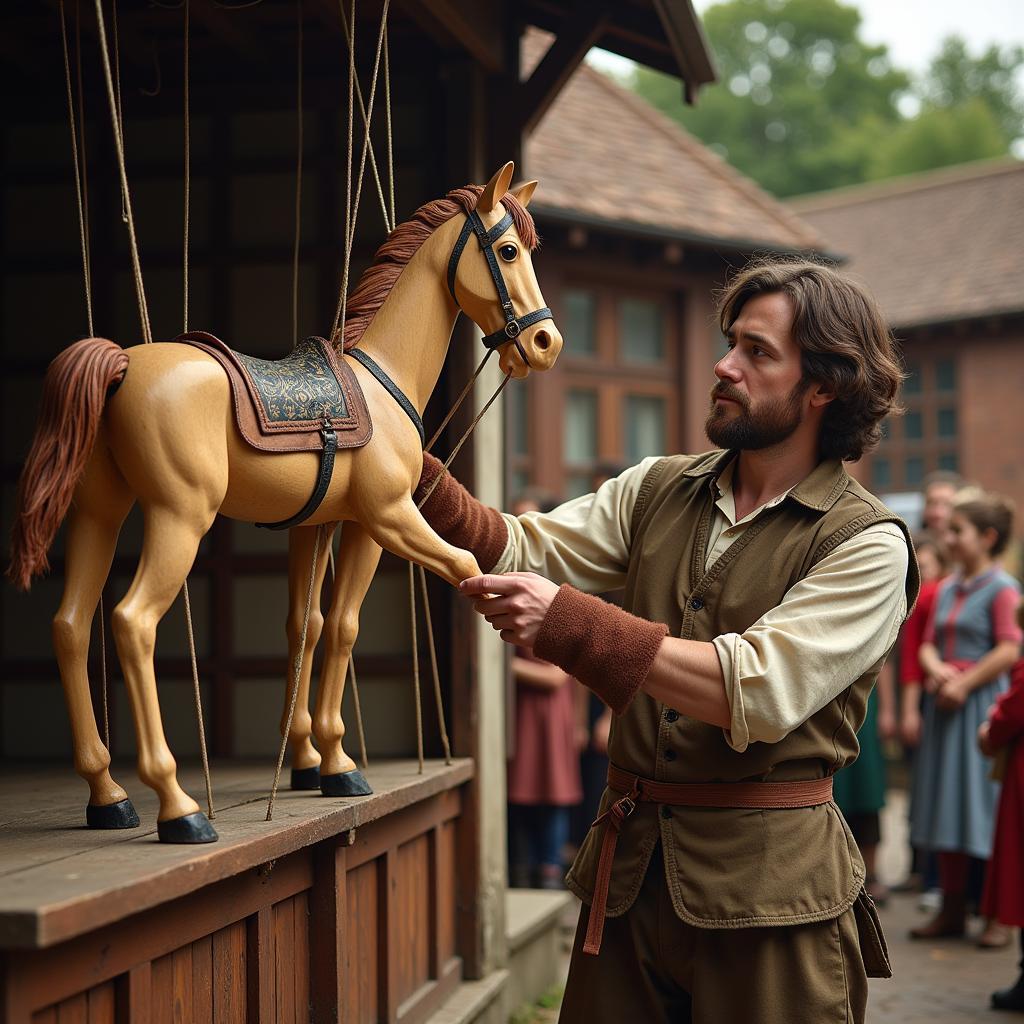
[
  {"xmin": 400, "ymin": 0, "xmax": 504, "ymax": 74},
  {"xmin": 514, "ymin": 1, "xmax": 611, "ymax": 136}
]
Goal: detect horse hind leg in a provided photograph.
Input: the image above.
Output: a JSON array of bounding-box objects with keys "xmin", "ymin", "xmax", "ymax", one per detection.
[
  {"xmin": 112, "ymin": 504, "xmax": 219, "ymax": 843},
  {"xmin": 283, "ymin": 523, "xmax": 334, "ymax": 791},
  {"xmin": 53, "ymin": 438, "xmax": 138, "ymax": 828}
]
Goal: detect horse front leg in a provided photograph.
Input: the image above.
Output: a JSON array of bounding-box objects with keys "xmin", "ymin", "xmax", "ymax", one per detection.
[
  {"xmin": 111, "ymin": 505, "xmax": 217, "ymax": 842},
  {"xmin": 365, "ymin": 496, "xmax": 481, "ymax": 589},
  {"xmin": 313, "ymin": 520, "xmax": 382, "ymax": 796},
  {"xmin": 283, "ymin": 523, "xmax": 334, "ymax": 790}
]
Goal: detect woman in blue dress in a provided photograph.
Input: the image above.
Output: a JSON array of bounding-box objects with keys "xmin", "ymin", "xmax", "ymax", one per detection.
[{"xmin": 910, "ymin": 491, "xmax": 1021, "ymax": 946}]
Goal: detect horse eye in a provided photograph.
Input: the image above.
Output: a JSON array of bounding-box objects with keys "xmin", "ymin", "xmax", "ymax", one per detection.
[{"xmin": 499, "ymin": 243, "xmax": 518, "ymax": 262}]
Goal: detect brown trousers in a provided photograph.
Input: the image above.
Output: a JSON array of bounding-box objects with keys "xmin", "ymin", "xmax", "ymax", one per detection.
[{"xmin": 560, "ymin": 845, "xmax": 869, "ymax": 1024}]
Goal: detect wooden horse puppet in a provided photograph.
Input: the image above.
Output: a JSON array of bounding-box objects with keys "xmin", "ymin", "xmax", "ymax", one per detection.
[{"xmin": 8, "ymin": 162, "xmax": 562, "ymax": 844}]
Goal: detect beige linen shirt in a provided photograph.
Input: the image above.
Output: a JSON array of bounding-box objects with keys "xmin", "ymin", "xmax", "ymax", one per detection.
[{"xmin": 493, "ymin": 456, "xmax": 909, "ymax": 752}]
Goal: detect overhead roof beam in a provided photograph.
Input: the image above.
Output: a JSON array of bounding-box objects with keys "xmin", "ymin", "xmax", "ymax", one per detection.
[
  {"xmin": 515, "ymin": 1, "xmax": 611, "ymax": 136},
  {"xmin": 400, "ymin": 0, "xmax": 504, "ymax": 74}
]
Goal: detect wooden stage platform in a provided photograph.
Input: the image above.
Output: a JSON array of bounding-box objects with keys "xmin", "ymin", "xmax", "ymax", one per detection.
[{"xmin": 0, "ymin": 759, "xmax": 473, "ymax": 1023}]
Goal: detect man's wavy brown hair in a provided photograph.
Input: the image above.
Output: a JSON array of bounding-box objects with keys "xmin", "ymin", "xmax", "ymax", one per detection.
[{"xmin": 717, "ymin": 258, "xmax": 904, "ymax": 462}]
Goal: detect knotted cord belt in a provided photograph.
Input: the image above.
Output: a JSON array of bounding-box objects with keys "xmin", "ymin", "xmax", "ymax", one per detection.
[{"xmin": 582, "ymin": 763, "xmax": 835, "ymax": 956}]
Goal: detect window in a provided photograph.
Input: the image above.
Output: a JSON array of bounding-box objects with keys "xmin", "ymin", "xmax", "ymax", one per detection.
[
  {"xmin": 872, "ymin": 459, "xmax": 891, "ymax": 489},
  {"xmin": 905, "ymin": 457, "xmax": 925, "ymax": 486},
  {"xmin": 937, "ymin": 406, "xmax": 957, "ymax": 438},
  {"xmin": 565, "ymin": 390, "xmax": 597, "ymax": 465},
  {"xmin": 903, "ymin": 363, "xmax": 922, "ymax": 394},
  {"xmin": 563, "ymin": 289, "xmax": 596, "ymax": 357},
  {"xmin": 618, "ymin": 298, "xmax": 664, "ymax": 364},
  {"xmin": 938, "ymin": 452, "xmax": 959, "ymax": 472},
  {"xmin": 904, "ymin": 411, "xmax": 923, "ymax": 440},
  {"xmin": 625, "ymin": 395, "xmax": 666, "ymax": 462},
  {"xmin": 936, "ymin": 359, "xmax": 956, "ymax": 391}
]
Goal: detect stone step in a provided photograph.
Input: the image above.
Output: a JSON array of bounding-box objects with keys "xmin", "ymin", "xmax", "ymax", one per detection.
[
  {"xmin": 505, "ymin": 889, "xmax": 575, "ymax": 1019},
  {"xmin": 423, "ymin": 968, "xmax": 509, "ymax": 1024}
]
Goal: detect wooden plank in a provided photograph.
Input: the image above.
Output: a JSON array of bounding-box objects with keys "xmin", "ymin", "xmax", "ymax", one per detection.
[
  {"xmin": 5, "ymin": 853, "xmax": 310, "ymax": 1014},
  {"xmin": 171, "ymin": 947, "xmax": 193, "ymax": 1024},
  {"xmin": 394, "ymin": 837, "xmax": 430, "ymax": 1005},
  {"xmin": 32, "ymin": 1008, "xmax": 57, "ymax": 1024},
  {"xmin": 118, "ymin": 964, "xmax": 151, "ymax": 1024},
  {"xmin": 292, "ymin": 892, "xmax": 310, "ymax": 1023},
  {"xmin": 55, "ymin": 992, "xmax": 87, "ymax": 1024},
  {"xmin": 346, "ymin": 790, "xmax": 461, "ymax": 870},
  {"xmin": 191, "ymin": 935, "xmax": 213, "ymax": 1024},
  {"xmin": 435, "ymin": 821, "xmax": 456, "ymax": 968},
  {"xmin": 86, "ymin": 981, "xmax": 115, "ymax": 1024},
  {"xmin": 245, "ymin": 907, "xmax": 273, "ymax": 1024},
  {"xmin": 0, "ymin": 760, "xmax": 472, "ymax": 950},
  {"xmin": 212, "ymin": 921, "xmax": 246, "ymax": 1023},
  {"xmin": 273, "ymin": 899, "xmax": 295, "ymax": 1024},
  {"xmin": 382, "ymin": 850, "xmax": 398, "ymax": 1024},
  {"xmin": 151, "ymin": 953, "xmax": 174, "ymax": 1024},
  {"xmin": 309, "ymin": 842, "xmax": 345, "ymax": 1024},
  {"xmin": 343, "ymin": 859, "xmax": 378, "ymax": 1024}
]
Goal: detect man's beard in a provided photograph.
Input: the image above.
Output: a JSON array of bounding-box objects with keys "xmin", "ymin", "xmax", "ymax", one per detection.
[{"xmin": 704, "ymin": 380, "xmax": 808, "ymax": 451}]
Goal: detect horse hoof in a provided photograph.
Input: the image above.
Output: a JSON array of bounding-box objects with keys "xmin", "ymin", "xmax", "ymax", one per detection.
[
  {"xmin": 290, "ymin": 765, "xmax": 321, "ymax": 790},
  {"xmin": 86, "ymin": 798, "xmax": 141, "ymax": 829},
  {"xmin": 321, "ymin": 770, "xmax": 372, "ymax": 797},
  {"xmin": 157, "ymin": 811, "xmax": 219, "ymax": 844}
]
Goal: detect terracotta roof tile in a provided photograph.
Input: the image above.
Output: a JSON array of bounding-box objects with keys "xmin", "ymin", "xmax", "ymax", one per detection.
[
  {"xmin": 790, "ymin": 159, "xmax": 1024, "ymax": 327},
  {"xmin": 522, "ymin": 33, "xmax": 826, "ymax": 254}
]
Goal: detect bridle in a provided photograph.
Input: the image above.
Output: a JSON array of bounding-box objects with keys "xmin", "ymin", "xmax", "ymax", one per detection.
[{"xmin": 446, "ymin": 207, "xmax": 552, "ymax": 369}]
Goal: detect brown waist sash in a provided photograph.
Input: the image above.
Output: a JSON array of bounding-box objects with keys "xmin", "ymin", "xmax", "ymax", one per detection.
[{"xmin": 582, "ymin": 763, "xmax": 834, "ymax": 956}]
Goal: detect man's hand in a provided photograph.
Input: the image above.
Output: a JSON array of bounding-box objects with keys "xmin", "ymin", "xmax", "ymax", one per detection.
[{"xmin": 459, "ymin": 572, "xmax": 561, "ymax": 650}]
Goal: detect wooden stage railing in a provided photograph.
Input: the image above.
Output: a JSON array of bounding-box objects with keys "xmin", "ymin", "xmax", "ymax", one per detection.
[{"xmin": 0, "ymin": 759, "xmax": 473, "ymax": 1023}]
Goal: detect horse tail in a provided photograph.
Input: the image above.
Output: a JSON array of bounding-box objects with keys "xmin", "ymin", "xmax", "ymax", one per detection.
[{"xmin": 7, "ymin": 338, "xmax": 129, "ymax": 591}]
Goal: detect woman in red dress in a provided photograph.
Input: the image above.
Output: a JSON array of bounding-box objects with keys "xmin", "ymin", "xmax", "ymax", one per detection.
[{"xmin": 979, "ymin": 596, "xmax": 1024, "ymax": 1011}]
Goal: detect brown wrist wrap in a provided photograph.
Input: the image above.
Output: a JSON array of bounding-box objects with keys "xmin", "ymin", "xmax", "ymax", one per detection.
[
  {"xmin": 413, "ymin": 452, "xmax": 509, "ymax": 573},
  {"xmin": 534, "ymin": 584, "xmax": 668, "ymax": 715}
]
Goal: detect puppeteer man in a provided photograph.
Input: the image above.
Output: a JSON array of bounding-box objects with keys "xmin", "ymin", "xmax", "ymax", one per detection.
[{"xmin": 415, "ymin": 259, "xmax": 919, "ymax": 1023}]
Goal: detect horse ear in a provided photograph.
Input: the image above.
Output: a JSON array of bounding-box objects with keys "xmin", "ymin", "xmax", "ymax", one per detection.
[
  {"xmin": 477, "ymin": 162, "xmax": 515, "ymax": 214},
  {"xmin": 510, "ymin": 180, "xmax": 538, "ymax": 209}
]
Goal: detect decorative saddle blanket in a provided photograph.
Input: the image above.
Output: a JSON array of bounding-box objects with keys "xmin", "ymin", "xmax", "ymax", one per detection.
[{"xmin": 174, "ymin": 330, "xmax": 372, "ymax": 454}]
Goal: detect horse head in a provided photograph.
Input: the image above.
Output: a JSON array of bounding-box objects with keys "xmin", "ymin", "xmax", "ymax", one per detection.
[{"xmin": 448, "ymin": 162, "xmax": 563, "ymax": 379}]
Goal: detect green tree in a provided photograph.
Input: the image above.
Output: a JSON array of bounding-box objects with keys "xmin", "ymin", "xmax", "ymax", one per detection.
[
  {"xmin": 917, "ymin": 36, "xmax": 1024, "ymax": 142},
  {"xmin": 631, "ymin": 0, "xmax": 909, "ymax": 196},
  {"xmin": 627, "ymin": 3, "xmax": 1024, "ymax": 196}
]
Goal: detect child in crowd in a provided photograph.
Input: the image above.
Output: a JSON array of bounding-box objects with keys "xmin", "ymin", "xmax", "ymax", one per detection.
[
  {"xmin": 978, "ymin": 597, "xmax": 1024, "ymax": 1011},
  {"xmin": 910, "ymin": 492, "xmax": 1022, "ymax": 946}
]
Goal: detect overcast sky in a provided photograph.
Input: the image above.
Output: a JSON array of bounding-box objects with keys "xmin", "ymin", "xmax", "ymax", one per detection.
[{"xmin": 591, "ymin": 0, "xmax": 1024, "ymax": 79}]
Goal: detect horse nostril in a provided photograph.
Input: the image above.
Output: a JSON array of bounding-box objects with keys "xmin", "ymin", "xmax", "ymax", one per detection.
[{"xmin": 535, "ymin": 330, "xmax": 551, "ymax": 351}]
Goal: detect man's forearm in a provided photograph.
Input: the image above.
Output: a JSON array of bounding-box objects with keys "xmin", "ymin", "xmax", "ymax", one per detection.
[{"xmin": 641, "ymin": 637, "xmax": 731, "ymax": 729}]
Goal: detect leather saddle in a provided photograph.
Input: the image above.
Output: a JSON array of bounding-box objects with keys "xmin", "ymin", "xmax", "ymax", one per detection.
[{"xmin": 174, "ymin": 330, "xmax": 372, "ymax": 529}]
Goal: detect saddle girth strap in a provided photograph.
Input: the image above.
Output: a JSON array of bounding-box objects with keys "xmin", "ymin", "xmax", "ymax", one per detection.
[
  {"xmin": 256, "ymin": 424, "xmax": 338, "ymax": 530},
  {"xmin": 582, "ymin": 764, "xmax": 835, "ymax": 957},
  {"xmin": 347, "ymin": 347, "xmax": 425, "ymax": 446}
]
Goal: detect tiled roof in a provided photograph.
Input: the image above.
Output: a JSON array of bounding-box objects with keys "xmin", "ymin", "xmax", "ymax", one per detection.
[
  {"xmin": 790, "ymin": 159, "xmax": 1024, "ymax": 327},
  {"xmin": 522, "ymin": 36, "xmax": 826, "ymax": 254}
]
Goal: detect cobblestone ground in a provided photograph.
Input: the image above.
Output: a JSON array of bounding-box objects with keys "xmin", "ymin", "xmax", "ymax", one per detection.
[{"xmin": 517, "ymin": 789, "xmax": 1022, "ymax": 1023}]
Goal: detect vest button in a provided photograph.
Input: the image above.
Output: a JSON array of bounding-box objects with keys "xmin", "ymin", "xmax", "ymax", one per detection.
[
  {"xmin": 661, "ymin": 806, "xmax": 672, "ymax": 820},
  {"xmin": 664, "ymin": 749, "xmax": 677, "ymax": 761},
  {"xmin": 690, "ymin": 597, "xmax": 704, "ymax": 611},
  {"xmin": 665, "ymin": 709, "xmax": 679, "ymax": 723}
]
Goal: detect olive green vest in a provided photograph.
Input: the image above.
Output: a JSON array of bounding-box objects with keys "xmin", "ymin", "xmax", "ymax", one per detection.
[{"xmin": 565, "ymin": 450, "xmax": 920, "ymax": 928}]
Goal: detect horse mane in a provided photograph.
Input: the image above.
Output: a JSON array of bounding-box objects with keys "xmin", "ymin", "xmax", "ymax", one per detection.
[{"xmin": 338, "ymin": 184, "xmax": 539, "ymax": 351}]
